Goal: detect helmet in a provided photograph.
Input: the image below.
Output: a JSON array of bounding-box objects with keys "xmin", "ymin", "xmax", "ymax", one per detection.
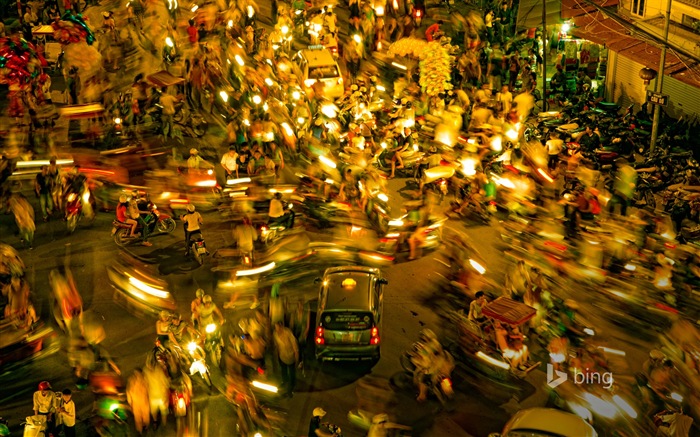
[
  {"xmin": 372, "ymin": 413, "xmax": 389, "ymax": 424},
  {"xmin": 159, "ymin": 310, "xmax": 171, "ymax": 320},
  {"xmin": 190, "ymin": 148, "xmax": 199, "ymax": 155},
  {"xmin": 203, "ymin": 295, "xmax": 213, "ymax": 304},
  {"xmin": 187, "ymin": 204, "xmax": 196, "ymax": 213},
  {"xmin": 359, "ymin": 87, "xmax": 367, "ymax": 93},
  {"xmin": 0, "ymin": 422, "xmax": 9, "ymax": 437},
  {"xmin": 119, "ymin": 195, "xmax": 127, "ymax": 203},
  {"xmin": 350, "ymin": 84, "xmax": 359, "ymax": 91},
  {"xmin": 583, "ymin": 83, "xmax": 591, "ymax": 91},
  {"xmin": 171, "ymin": 313, "xmax": 182, "ymax": 321},
  {"xmin": 649, "ymin": 349, "xmax": 665, "ymax": 360},
  {"xmin": 102, "ymin": 11, "xmax": 110, "ymax": 18},
  {"xmin": 196, "ymin": 288, "xmax": 205, "ymax": 298},
  {"xmin": 313, "ymin": 407, "xmax": 327, "ymax": 417},
  {"xmin": 132, "ymin": 189, "xmax": 139, "ymax": 197},
  {"xmin": 419, "ymin": 328, "xmax": 437, "ymax": 342},
  {"xmin": 38, "ymin": 381, "xmax": 51, "ymax": 391}
]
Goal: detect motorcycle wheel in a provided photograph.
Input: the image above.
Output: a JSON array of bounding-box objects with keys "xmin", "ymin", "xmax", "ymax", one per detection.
[
  {"xmin": 209, "ymin": 345, "xmax": 221, "ymax": 369},
  {"xmin": 157, "ymin": 218, "xmax": 177, "ymax": 234},
  {"xmin": 191, "ymin": 116, "xmax": 208, "ymax": 137},
  {"xmin": 113, "ymin": 228, "xmax": 130, "ymax": 246},
  {"xmin": 67, "ymin": 214, "xmax": 78, "ymax": 234},
  {"xmin": 192, "ymin": 243, "xmax": 203, "ymax": 265}
]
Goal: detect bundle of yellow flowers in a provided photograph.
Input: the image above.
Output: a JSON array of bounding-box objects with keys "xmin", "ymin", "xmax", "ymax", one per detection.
[
  {"xmin": 387, "ymin": 38, "xmax": 428, "ymax": 58},
  {"xmin": 419, "ymin": 41, "xmax": 453, "ymax": 97}
]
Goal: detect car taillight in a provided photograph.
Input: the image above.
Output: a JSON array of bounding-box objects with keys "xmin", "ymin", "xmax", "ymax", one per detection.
[
  {"xmin": 315, "ymin": 326, "xmax": 325, "ymax": 345},
  {"xmin": 370, "ymin": 326, "xmax": 380, "ymax": 345}
]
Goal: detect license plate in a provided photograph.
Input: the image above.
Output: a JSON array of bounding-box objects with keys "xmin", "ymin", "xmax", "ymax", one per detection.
[
  {"xmin": 197, "ymin": 247, "xmax": 206, "ymax": 254},
  {"xmin": 342, "ymin": 333, "xmax": 353, "ymax": 343}
]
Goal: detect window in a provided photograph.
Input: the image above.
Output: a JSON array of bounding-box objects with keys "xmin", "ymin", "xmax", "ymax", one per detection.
[
  {"xmin": 682, "ymin": 14, "xmax": 700, "ymax": 32},
  {"xmin": 631, "ymin": 0, "xmax": 646, "ymax": 17}
]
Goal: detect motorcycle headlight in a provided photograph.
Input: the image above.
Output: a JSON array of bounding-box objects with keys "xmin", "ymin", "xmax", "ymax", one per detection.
[
  {"xmin": 187, "ymin": 342, "xmax": 197, "ymax": 352},
  {"xmin": 205, "ymin": 323, "xmax": 217, "ymax": 334},
  {"xmin": 67, "ymin": 193, "xmax": 77, "ymax": 202}
]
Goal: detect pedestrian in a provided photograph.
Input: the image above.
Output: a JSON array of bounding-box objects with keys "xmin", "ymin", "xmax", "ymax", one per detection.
[
  {"xmin": 33, "ymin": 381, "xmax": 56, "ymax": 436},
  {"xmin": 35, "ymin": 166, "xmax": 53, "ymax": 221},
  {"xmin": 158, "ymin": 86, "xmax": 179, "ymax": 139},
  {"xmin": 484, "ymin": 9, "xmax": 494, "ymax": 42},
  {"xmin": 221, "ymin": 145, "xmax": 239, "ymax": 181},
  {"xmin": 545, "ymin": 132, "xmax": 564, "ymax": 171},
  {"xmin": 66, "ymin": 67, "xmax": 80, "ymax": 105},
  {"xmin": 495, "ymin": 84, "xmax": 513, "ymax": 117},
  {"xmin": 233, "ymin": 215, "xmax": 257, "ymax": 253},
  {"xmin": 56, "ymin": 389, "xmax": 76, "ymax": 437},
  {"xmin": 144, "ymin": 364, "xmax": 170, "ymax": 427},
  {"xmin": 187, "ymin": 18, "xmax": 198, "ymax": 46},
  {"xmin": 127, "ymin": 368, "xmax": 150, "ymax": 434},
  {"xmin": 9, "ymin": 194, "xmax": 35, "ymax": 249},
  {"xmin": 273, "ymin": 321, "xmax": 299, "ymax": 396},
  {"xmin": 187, "ymin": 58, "xmax": 204, "ymax": 109}
]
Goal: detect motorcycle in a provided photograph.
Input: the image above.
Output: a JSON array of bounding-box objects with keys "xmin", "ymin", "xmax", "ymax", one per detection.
[
  {"xmin": 203, "ymin": 322, "xmax": 223, "ymax": 369},
  {"xmin": 373, "ymin": 145, "xmax": 424, "ymax": 179},
  {"xmin": 111, "ymin": 202, "xmax": 176, "ymax": 246},
  {"xmin": 65, "ymin": 189, "xmax": 96, "ymax": 234},
  {"xmin": 169, "ymin": 374, "xmax": 192, "ymax": 419},
  {"xmin": 187, "ymin": 340, "xmax": 212, "ymax": 387},
  {"xmin": 189, "ymin": 230, "xmax": 208, "ymax": 266},
  {"xmin": 399, "ymin": 341, "xmax": 455, "ymax": 407}
]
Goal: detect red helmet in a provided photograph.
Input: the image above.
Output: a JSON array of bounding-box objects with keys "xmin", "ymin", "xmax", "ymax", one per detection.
[{"xmin": 38, "ymin": 381, "xmax": 51, "ymax": 391}]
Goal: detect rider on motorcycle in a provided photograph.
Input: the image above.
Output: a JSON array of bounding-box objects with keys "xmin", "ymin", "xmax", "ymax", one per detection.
[
  {"xmin": 191, "ymin": 288, "xmax": 204, "ymax": 329},
  {"xmin": 180, "ymin": 204, "xmax": 203, "ymax": 256},
  {"xmin": 116, "ymin": 195, "xmax": 139, "ymax": 238},
  {"xmin": 169, "ymin": 313, "xmax": 199, "ymax": 347},
  {"xmin": 157, "ymin": 310, "xmax": 172, "ymax": 345},
  {"xmin": 197, "ymin": 295, "xmax": 224, "ymax": 336},
  {"xmin": 388, "ymin": 126, "xmax": 413, "ymax": 179},
  {"xmin": 268, "ymin": 192, "xmax": 294, "ymax": 229},
  {"xmin": 234, "ymin": 215, "xmax": 258, "ymax": 253},
  {"xmin": 128, "ymin": 190, "xmax": 151, "ymax": 246}
]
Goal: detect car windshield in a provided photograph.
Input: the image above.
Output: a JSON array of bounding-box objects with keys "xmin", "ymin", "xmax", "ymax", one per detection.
[
  {"xmin": 309, "ymin": 65, "xmax": 339, "ymax": 79},
  {"xmin": 321, "ymin": 311, "xmax": 373, "ymax": 331}
]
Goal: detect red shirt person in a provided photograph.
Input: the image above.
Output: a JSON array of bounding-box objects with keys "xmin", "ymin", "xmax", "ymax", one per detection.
[
  {"xmin": 187, "ymin": 19, "xmax": 198, "ymax": 44},
  {"xmin": 425, "ymin": 20, "xmax": 443, "ymax": 42}
]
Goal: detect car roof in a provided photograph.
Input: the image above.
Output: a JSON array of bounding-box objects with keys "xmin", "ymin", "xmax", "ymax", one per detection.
[
  {"xmin": 503, "ymin": 408, "xmax": 597, "ymax": 437},
  {"xmin": 321, "ymin": 267, "xmax": 381, "ymax": 311},
  {"xmin": 297, "ymin": 48, "xmax": 336, "ymax": 66}
]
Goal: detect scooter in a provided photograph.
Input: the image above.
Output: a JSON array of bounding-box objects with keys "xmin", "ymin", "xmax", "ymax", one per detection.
[
  {"xmin": 187, "ymin": 340, "xmax": 212, "ymax": 387},
  {"xmin": 203, "ymin": 322, "xmax": 223, "ymax": 369},
  {"xmin": 111, "ymin": 202, "xmax": 177, "ymax": 246},
  {"xmin": 188, "ymin": 231, "xmax": 208, "ymax": 266},
  {"xmin": 65, "ymin": 189, "xmax": 96, "ymax": 234}
]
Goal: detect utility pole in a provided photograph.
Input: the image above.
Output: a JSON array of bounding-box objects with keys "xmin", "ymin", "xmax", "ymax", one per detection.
[
  {"xmin": 542, "ymin": 0, "xmax": 547, "ymax": 111},
  {"xmin": 650, "ymin": 0, "xmax": 672, "ymax": 153}
]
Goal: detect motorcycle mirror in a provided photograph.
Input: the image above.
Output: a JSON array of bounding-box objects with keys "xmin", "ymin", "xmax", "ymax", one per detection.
[
  {"xmin": 378, "ymin": 278, "xmax": 388, "ymax": 285},
  {"xmin": 314, "ymin": 277, "xmax": 322, "ymax": 284}
]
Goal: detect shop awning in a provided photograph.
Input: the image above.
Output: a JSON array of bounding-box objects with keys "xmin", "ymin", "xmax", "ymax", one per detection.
[
  {"xmin": 567, "ymin": 10, "xmax": 700, "ymax": 88},
  {"xmin": 146, "ymin": 70, "xmax": 185, "ymax": 88}
]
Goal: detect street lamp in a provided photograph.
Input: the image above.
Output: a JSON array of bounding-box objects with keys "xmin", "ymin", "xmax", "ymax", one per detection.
[
  {"xmin": 649, "ymin": 0, "xmax": 672, "ymax": 153},
  {"xmin": 639, "ymin": 67, "xmax": 657, "ymax": 85}
]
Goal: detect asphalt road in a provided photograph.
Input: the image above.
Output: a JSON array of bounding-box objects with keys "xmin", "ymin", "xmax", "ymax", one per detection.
[
  {"xmin": 0, "ymin": 1, "xmax": 661, "ymax": 437},
  {"xmin": 0, "ymin": 171, "xmax": 658, "ymax": 437}
]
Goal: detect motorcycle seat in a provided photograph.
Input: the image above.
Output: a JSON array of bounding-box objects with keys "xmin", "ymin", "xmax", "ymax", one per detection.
[
  {"xmin": 112, "ymin": 220, "xmax": 132, "ymax": 228},
  {"xmin": 422, "ymin": 166, "xmax": 455, "ymax": 182}
]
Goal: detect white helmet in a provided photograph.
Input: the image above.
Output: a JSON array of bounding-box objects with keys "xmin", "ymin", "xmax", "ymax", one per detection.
[{"xmin": 313, "ymin": 407, "xmax": 326, "ymax": 417}]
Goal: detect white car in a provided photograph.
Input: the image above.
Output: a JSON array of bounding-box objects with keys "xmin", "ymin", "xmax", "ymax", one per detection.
[
  {"xmin": 292, "ymin": 47, "xmax": 344, "ymax": 99},
  {"xmin": 490, "ymin": 408, "xmax": 598, "ymax": 437}
]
